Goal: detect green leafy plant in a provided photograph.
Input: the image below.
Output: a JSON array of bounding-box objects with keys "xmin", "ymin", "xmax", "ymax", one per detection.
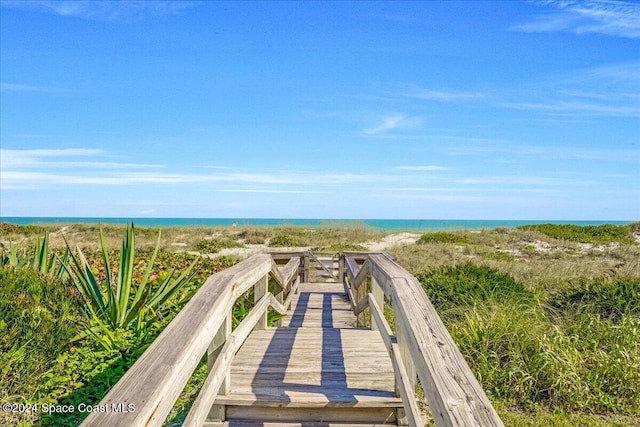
[
  {"xmin": 417, "ymin": 231, "xmax": 469, "ymax": 245},
  {"xmin": 1, "ymin": 234, "xmax": 70, "ymax": 278},
  {"xmin": 518, "ymin": 224, "xmax": 634, "ymax": 244},
  {"xmin": 63, "ymin": 223, "xmax": 198, "ymax": 339},
  {"xmin": 269, "ymin": 234, "xmax": 301, "ymax": 247},
  {"xmin": 195, "ymin": 237, "xmax": 245, "ymax": 254}
]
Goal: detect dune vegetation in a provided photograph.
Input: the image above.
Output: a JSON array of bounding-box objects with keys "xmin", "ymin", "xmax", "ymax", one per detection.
[
  {"xmin": 1, "ymin": 221, "xmax": 638, "ymax": 426},
  {"xmin": 391, "ymin": 223, "xmax": 640, "ymax": 426}
]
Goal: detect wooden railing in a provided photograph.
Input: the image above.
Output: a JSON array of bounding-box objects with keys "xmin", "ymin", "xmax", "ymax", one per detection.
[
  {"xmin": 340, "ymin": 252, "xmax": 504, "ymax": 427},
  {"xmin": 81, "ymin": 250, "xmax": 503, "ymax": 427},
  {"xmin": 81, "ymin": 253, "xmax": 301, "ymax": 427}
]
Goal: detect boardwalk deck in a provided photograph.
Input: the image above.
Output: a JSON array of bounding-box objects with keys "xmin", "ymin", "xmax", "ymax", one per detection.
[
  {"xmin": 82, "ymin": 251, "xmax": 504, "ymax": 427},
  {"xmin": 212, "ymin": 281, "xmax": 402, "ymax": 424}
]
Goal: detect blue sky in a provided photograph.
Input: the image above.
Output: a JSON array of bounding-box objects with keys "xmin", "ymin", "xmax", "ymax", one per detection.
[{"xmin": 1, "ymin": 0, "xmax": 638, "ymax": 220}]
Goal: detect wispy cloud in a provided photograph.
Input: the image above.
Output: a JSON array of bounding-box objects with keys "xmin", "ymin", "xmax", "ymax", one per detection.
[
  {"xmin": 1, "ymin": 0, "xmax": 199, "ymax": 21},
  {"xmin": 403, "ymin": 88, "xmax": 486, "ymax": 102},
  {"xmin": 395, "ymin": 165, "xmax": 453, "ymax": 171},
  {"xmin": 0, "ymin": 148, "xmax": 393, "ymax": 190},
  {"xmin": 363, "ymin": 113, "xmax": 405, "ymax": 134},
  {"xmin": 510, "ymin": 0, "xmax": 640, "ymax": 39},
  {"xmin": 216, "ymin": 189, "xmax": 326, "ymax": 194},
  {"xmin": 0, "ymin": 149, "xmax": 163, "ymax": 169},
  {"xmin": 455, "ymin": 175, "xmax": 598, "ymax": 187},
  {"xmin": 1, "ymin": 82, "xmax": 73, "ymax": 93},
  {"xmin": 502, "ymin": 61, "xmax": 640, "ymax": 117},
  {"xmin": 363, "ymin": 113, "xmax": 423, "ymax": 135},
  {"xmin": 2, "ymin": 148, "xmax": 104, "ymax": 166}
]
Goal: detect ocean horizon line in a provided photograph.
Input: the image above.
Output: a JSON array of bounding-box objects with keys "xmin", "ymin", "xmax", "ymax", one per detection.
[{"xmin": 0, "ymin": 217, "xmax": 634, "ymax": 232}]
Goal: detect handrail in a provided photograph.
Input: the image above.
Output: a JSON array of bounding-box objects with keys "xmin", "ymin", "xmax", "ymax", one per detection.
[
  {"xmin": 81, "ymin": 253, "xmax": 300, "ymax": 427},
  {"xmin": 80, "ymin": 249, "xmax": 501, "ymax": 427},
  {"xmin": 343, "ymin": 253, "xmax": 503, "ymax": 427}
]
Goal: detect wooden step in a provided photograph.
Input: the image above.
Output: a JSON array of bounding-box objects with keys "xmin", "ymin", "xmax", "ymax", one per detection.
[
  {"xmin": 216, "ymin": 328, "xmax": 399, "ymax": 406},
  {"xmin": 281, "ymin": 283, "xmax": 356, "ymax": 328},
  {"xmin": 214, "ymin": 392, "xmax": 403, "ymax": 408},
  {"xmin": 211, "ymin": 326, "xmax": 402, "ymax": 424},
  {"xmin": 205, "ymin": 422, "xmax": 397, "ymax": 427},
  {"xmin": 223, "ymin": 406, "xmax": 397, "ymax": 424}
]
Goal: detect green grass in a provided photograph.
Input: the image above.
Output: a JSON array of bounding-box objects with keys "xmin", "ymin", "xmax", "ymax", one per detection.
[
  {"xmin": 416, "ymin": 264, "xmax": 640, "ymax": 417},
  {"xmin": 0, "ymin": 267, "xmax": 85, "ymax": 426},
  {"xmin": 194, "ymin": 237, "xmax": 245, "ymax": 253},
  {"xmin": 2, "ymin": 222, "xmax": 639, "ymax": 425},
  {"xmin": 0, "ymin": 233, "xmax": 240, "ymax": 426},
  {"xmin": 390, "ymin": 224, "xmax": 640, "ymax": 424},
  {"xmin": 269, "ymin": 234, "xmax": 302, "ymax": 247},
  {"xmin": 417, "ymin": 231, "xmax": 470, "ymax": 245},
  {"xmin": 518, "ymin": 223, "xmax": 636, "ymax": 245}
]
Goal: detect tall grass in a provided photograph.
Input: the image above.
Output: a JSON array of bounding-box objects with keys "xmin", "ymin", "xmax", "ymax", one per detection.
[
  {"xmin": 518, "ymin": 223, "xmax": 635, "ymax": 244},
  {"xmin": 391, "ymin": 225, "xmax": 640, "ymax": 423},
  {"xmin": 0, "ymin": 268, "xmax": 83, "ymax": 407},
  {"xmin": 416, "ymin": 263, "xmax": 640, "ymax": 416},
  {"xmin": 0, "ymin": 225, "xmax": 242, "ymax": 426}
]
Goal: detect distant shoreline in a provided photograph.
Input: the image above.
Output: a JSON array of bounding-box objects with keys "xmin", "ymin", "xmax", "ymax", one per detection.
[{"xmin": 0, "ymin": 217, "xmax": 633, "ymax": 232}]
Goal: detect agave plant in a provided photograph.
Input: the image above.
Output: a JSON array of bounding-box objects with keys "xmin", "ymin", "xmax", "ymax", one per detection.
[
  {"xmin": 63, "ymin": 223, "xmax": 197, "ymax": 336},
  {"xmin": 1, "ymin": 233, "xmax": 69, "ymax": 278}
]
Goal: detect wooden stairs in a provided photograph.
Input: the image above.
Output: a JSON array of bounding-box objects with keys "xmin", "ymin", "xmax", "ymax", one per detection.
[
  {"xmin": 206, "ymin": 257, "xmax": 404, "ymax": 426},
  {"xmin": 81, "ymin": 252, "xmax": 504, "ymax": 427}
]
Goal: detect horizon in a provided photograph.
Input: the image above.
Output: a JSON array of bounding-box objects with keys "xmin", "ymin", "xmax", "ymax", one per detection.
[
  {"xmin": 2, "ymin": 215, "xmax": 633, "ymax": 226},
  {"xmin": 1, "ymin": 1, "xmax": 639, "ymax": 220}
]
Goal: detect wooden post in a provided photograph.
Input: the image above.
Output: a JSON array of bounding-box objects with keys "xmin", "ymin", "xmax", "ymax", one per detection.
[
  {"xmin": 207, "ymin": 310, "xmax": 231, "ymax": 421},
  {"xmin": 274, "ymin": 276, "xmax": 284, "ymax": 328},
  {"xmin": 370, "ymin": 276, "xmax": 384, "ymax": 332},
  {"xmin": 303, "ymin": 253, "xmax": 310, "ymax": 283},
  {"xmin": 254, "ymin": 274, "xmax": 268, "ymax": 330},
  {"xmin": 394, "ymin": 300, "xmax": 417, "ymax": 426},
  {"xmin": 355, "ymin": 277, "xmax": 367, "ymax": 327}
]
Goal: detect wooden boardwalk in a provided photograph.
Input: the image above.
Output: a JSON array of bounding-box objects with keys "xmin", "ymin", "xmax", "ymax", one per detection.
[
  {"xmin": 81, "ymin": 252, "xmax": 504, "ymax": 427},
  {"xmin": 211, "ymin": 281, "xmax": 402, "ymax": 424}
]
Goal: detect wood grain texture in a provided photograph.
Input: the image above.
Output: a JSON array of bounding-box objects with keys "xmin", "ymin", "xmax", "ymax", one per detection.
[
  {"xmin": 81, "ymin": 254, "xmax": 273, "ymax": 427},
  {"xmin": 281, "ymin": 283, "xmax": 356, "ymax": 329},
  {"xmin": 368, "ymin": 254, "xmax": 503, "ymax": 427},
  {"xmin": 215, "ymin": 328, "xmax": 401, "ymax": 408},
  {"xmin": 83, "ymin": 251, "xmax": 501, "ymax": 427},
  {"xmin": 369, "ymin": 294, "xmax": 422, "ymax": 427}
]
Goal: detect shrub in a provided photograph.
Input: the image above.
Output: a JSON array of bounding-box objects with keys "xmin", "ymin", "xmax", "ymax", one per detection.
[
  {"xmin": 417, "ymin": 263, "xmax": 533, "ymax": 311},
  {"xmin": 62, "ymin": 223, "xmax": 197, "ymax": 349},
  {"xmin": 269, "ymin": 234, "xmax": 301, "ymax": 247},
  {"xmin": 195, "ymin": 238, "xmax": 244, "ymax": 254},
  {"xmin": 551, "ymin": 277, "xmax": 640, "ymax": 321},
  {"xmin": 0, "ymin": 268, "xmax": 83, "ymax": 422},
  {"xmin": 481, "ymin": 251, "xmax": 516, "ymax": 263},
  {"xmin": 518, "ymin": 224, "xmax": 634, "ymax": 245},
  {"xmin": 417, "ymin": 263, "xmax": 640, "ymax": 415},
  {"xmin": 417, "ymin": 231, "xmax": 469, "ymax": 245}
]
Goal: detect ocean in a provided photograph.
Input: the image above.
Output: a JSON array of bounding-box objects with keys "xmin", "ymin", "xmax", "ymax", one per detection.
[{"xmin": 0, "ymin": 217, "xmax": 631, "ymax": 231}]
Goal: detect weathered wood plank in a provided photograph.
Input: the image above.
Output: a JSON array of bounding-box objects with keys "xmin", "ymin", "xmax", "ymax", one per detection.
[
  {"xmin": 345, "ymin": 257, "xmax": 369, "ymax": 291},
  {"xmin": 281, "ymin": 257, "xmax": 301, "ymax": 287},
  {"xmin": 281, "ymin": 283, "xmax": 357, "ymax": 328},
  {"xmin": 345, "ymin": 256, "xmax": 360, "ymax": 284},
  {"xmin": 368, "ymin": 254, "xmax": 503, "ymax": 427},
  {"xmin": 80, "ymin": 254, "xmax": 273, "ymax": 427},
  {"xmin": 207, "ymin": 309, "xmax": 231, "ymax": 421},
  {"xmin": 184, "ymin": 293, "xmax": 273, "ymax": 427},
  {"xmin": 215, "ymin": 393, "xmax": 402, "ymax": 407},
  {"xmin": 218, "ymin": 327, "xmax": 399, "ymax": 416},
  {"xmin": 354, "ymin": 292, "xmax": 369, "ymax": 316},
  {"xmin": 224, "ymin": 406, "xmax": 397, "ymax": 424},
  {"xmin": 205, "ymin": 422, "xmax": 396, "ymax": 427},
  {"xmin": 309, "ymin": 252, "xmax": 338, "ymax": 281},
  {"xmin": 369, "ymin": 294, "xmax": 422, "ymax": 427}
]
